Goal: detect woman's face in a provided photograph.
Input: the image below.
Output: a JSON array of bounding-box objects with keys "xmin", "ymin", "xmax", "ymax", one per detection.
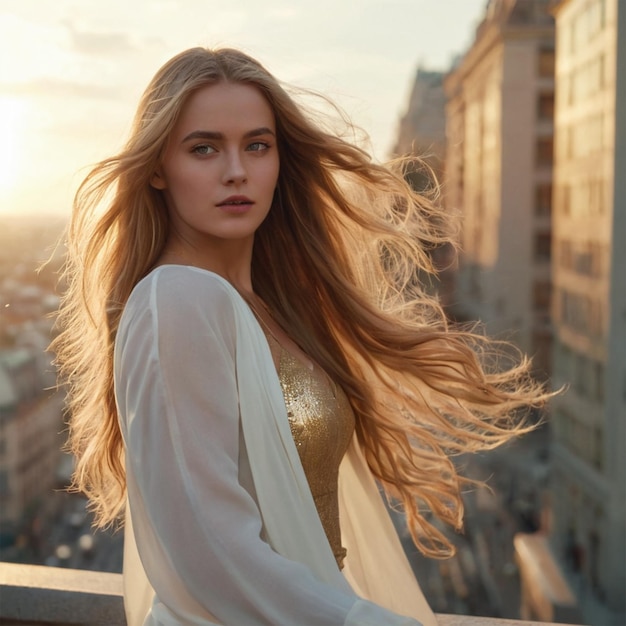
[{"xmin": 152, "ymin": 82, "xmax": 280, "ymax": 252}]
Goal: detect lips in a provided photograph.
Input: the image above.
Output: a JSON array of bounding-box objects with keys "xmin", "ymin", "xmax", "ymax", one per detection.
[{"xmin": 217, "ymin": 195, "xmax": 254, "ymax": 207}]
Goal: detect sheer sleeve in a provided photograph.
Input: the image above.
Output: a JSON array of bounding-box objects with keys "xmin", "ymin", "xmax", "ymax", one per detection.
[{"xmin": 115, "ymin": 267, "xmax": 423, "ymax": 626}]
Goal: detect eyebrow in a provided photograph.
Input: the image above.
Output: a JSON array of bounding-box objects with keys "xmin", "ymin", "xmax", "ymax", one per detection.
[{"xmin": 181, "ymin": 127, "xmax": 276, "ymax": 143}]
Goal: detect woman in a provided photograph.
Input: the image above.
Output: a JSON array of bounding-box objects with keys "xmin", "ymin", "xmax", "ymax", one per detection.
[{"xmin": 54, "ymin": 47, "xmax": 549, "ymax": 625}]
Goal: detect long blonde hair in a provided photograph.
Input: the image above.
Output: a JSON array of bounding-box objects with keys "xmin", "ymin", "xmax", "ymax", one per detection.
[{"xmin": 54, "ymin": 47, "xmax": 550, "ymax": 557}]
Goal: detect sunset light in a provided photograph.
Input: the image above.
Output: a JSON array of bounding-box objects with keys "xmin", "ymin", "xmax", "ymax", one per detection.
[
  {"xmin": 0, "ymin": 96, "xmax": 27, "ymax": 196},
  {"xmin": 0, "ymin": 0, "xmax": 487, "ymax": 217}
]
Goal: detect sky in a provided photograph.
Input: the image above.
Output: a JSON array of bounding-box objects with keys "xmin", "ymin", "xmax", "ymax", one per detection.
[{"xmin": 0, "ymin": 0, "xmax": 486, "ymax": 217}]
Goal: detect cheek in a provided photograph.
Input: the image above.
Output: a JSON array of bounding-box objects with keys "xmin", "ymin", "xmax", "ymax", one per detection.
[
  {"xmin": 161, "ymin": 167, "xmax": 210, "ymax": 211},
  {"xmin": 168, "ymin": 163, "xmax": 215, "ymax": 193},
  {"xmin": 263, "ymin": 158, "xmax": 280, "ymax": 189}
]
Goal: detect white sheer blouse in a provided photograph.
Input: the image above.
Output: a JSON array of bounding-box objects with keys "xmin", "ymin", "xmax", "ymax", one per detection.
[{"xmin": 114, "ymin": 265, "xmax": 437, "ymax": 626}]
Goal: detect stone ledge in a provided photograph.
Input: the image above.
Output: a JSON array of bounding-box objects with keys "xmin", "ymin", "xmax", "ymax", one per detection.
[
  {"xmin": 0, "ymin": 562, "xmax": 572, "ymax": 625},
  {"xmin": 0, "ymin": 562, "xmax": 124, "ymax": 625},
  {"xmin": 437, "ymin": 617, "xmax": 563, "ymax": 626}
]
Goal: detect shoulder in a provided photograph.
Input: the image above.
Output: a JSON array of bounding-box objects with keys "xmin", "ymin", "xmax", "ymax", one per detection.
[
  {"xmin": 122, "ymin": 265, "xmax": 244, "ymax": 342},
  {"xmin": 132, "ymin": 265, "xmax": 239, "ymax": 309},
  {"xmin": 125, "ymin": 265, "xmax": 243, "ymax": 322}
]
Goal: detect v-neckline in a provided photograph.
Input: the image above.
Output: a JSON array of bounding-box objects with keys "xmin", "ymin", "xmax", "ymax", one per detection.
[{"xmin": 244, "ymin": 298, "xmax": 316, "ymax": 373}]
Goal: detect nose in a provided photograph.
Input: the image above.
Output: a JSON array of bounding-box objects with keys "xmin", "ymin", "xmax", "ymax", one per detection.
[{"xmin": 222, "ymin": 150, "xmax": 247, "ymax": 185}]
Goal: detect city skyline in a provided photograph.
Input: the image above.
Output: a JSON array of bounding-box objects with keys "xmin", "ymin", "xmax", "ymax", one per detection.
[{"xmin": 0, "ymin": 0, "xmax": 486, "ymax": 217}]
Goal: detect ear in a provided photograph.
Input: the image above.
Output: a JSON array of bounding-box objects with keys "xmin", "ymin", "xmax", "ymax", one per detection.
[{"xmin": 150, "ymin": 168, "xmax": 166, "ymax": 190}]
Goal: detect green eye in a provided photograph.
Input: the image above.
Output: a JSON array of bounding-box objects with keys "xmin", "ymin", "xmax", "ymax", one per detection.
[
  {"xmin": 192, "ymin": 144, "xmax": 216, "ymax": 155},
  {"xmin": 247, "ymin": 142, "xmax": 269, "ymax": 152}
]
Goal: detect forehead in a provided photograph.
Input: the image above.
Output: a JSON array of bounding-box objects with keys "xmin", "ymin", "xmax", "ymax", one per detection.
[{"xmin": 173, "ymin": 82, "xmax": 275, "ymax": 135}]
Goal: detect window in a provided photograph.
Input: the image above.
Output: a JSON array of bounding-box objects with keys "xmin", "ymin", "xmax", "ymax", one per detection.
[
  {"xmin": 531, "ymin": 329, "xmax": 552, "ymax": 378},
  {"xmin": 537, "ymin": 92, "xmax": 554, "ymax": 120},
  {"xmin": 534, "ymin": 232, "xmax": 552, "ymax": 261},
  {"xmin": 573, "ymin": 352, "xmax": 588, "ymax": 395},
  {"xmin": 536, "ymin": 137, "xmax": 554, "ymax": 166},
  {"xmin": 533, "ymin": 281, "xmax": 552, "ymax": 311},
  {"xmin": 559, "ymin": 289, "xmax": 605, "ymax": 338},
  {"xmin": 573, "ymin": 244, "xmax": 593, "ymax": 276},
  {"xmin": 558, "ymin": 238, "xmax": 573, "ymax": 270},
  {"xmin": 535, "ymin": 183, "xmax": 552, "ymax": 216},
  {"xmin": 538, "ymin": 47, "xmax": 555, "ymax": 78},
  {"xmin": 592, "ymin": 360, "xmax": 605, "ymax": 403},
  {"xmin": 592, "ymin": 426, "xmax": 604, "ymax": 471}
]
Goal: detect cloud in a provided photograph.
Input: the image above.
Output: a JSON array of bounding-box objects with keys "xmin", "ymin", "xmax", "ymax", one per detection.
[
  {"xmin": 63, "ymin": 21, "xmax": 138, "ymax": 56},
  {"xmin": 0, "ymin": 78, "xmax": 121, "ymax": 101}
]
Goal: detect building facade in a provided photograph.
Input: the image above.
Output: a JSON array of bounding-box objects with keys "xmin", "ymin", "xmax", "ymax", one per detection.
[
  {"xmin": 392, "ymin": 68, "xmax": 456, "ymax": 307},
  {"xmin": 549, "ymin": 0, "xmax": 625, "ymax": 620},
  {"xmin": 444, "ymin": 0, "xmax": 555, "ymax": 379},
  {"xmin": 0, "ymin": 349, "xmax": 64, "ymax": 547},
  {"xmin": 393, "ymin": 68, "xmax": 447, "ymax": 166}
]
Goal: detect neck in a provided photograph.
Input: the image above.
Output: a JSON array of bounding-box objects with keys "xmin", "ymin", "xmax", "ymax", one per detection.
[{"xmin": 159, "ymin": 234, "xmax": 255, "ymax": 293}]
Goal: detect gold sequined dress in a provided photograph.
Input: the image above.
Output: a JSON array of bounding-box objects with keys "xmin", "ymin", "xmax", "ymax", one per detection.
[{"xmin": 265, "ymin": 334, "xmax": 355, "ymax": 570}]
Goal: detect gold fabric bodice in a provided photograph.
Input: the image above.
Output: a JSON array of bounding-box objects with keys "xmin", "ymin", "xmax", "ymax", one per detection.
[{"xmin": 268, "ymin": 338, "xmax": 356, "ymax": 569}]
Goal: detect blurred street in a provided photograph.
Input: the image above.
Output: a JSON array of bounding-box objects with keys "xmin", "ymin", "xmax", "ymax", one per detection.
[
  {"xmin": 393, "ymin": 426, "xmax": 551, "ymax": 620},
  {"xmin": 1, "ymin": 485, "xmax": 123, "ymax": 574}
]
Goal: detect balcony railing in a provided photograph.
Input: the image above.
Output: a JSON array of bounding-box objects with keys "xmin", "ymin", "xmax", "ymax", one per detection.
[{"xmin": 0, "ymin": 562, "xmax": 576, "ymax": 626}]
